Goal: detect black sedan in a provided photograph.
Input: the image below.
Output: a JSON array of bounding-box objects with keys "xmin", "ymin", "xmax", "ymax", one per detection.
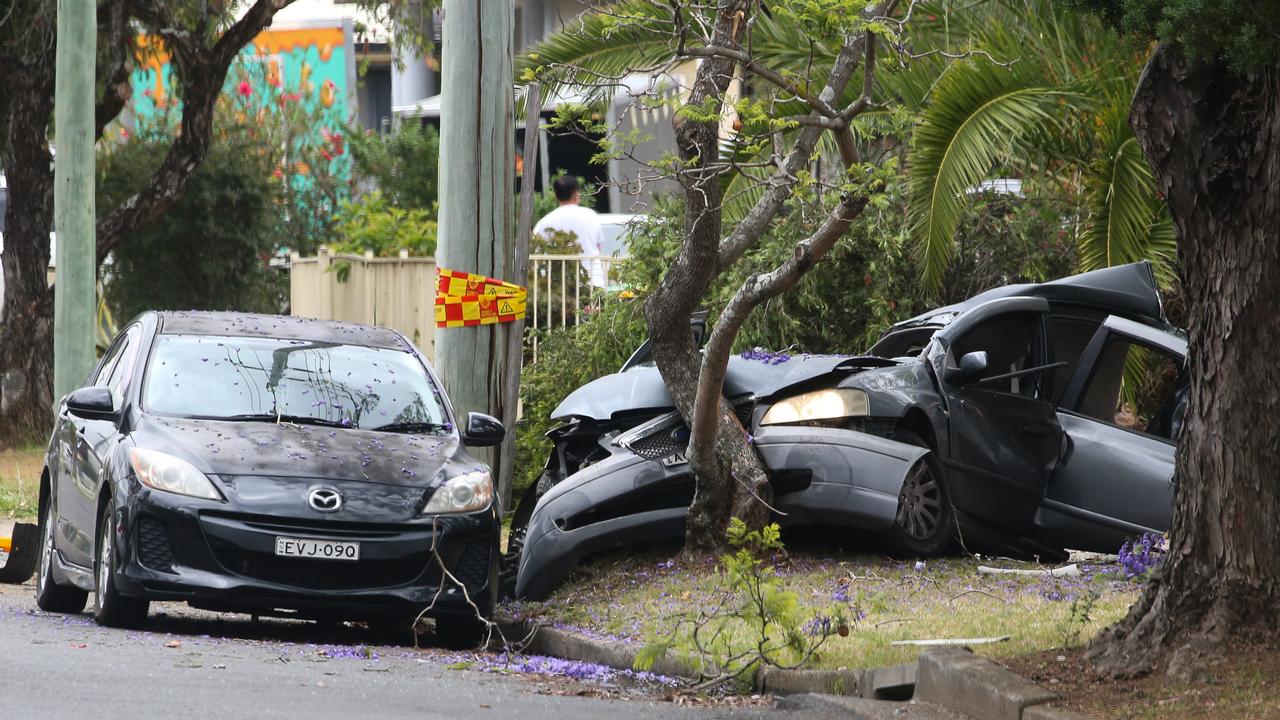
[{"xmin": 35, "ymin": 311, "xmax": 504, "ymax": 647}]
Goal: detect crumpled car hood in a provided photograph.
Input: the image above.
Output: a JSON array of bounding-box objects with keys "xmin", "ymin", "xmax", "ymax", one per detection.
[{"xmin": 551, "ymin": 353, "xmax": 867, "ymax": 422}]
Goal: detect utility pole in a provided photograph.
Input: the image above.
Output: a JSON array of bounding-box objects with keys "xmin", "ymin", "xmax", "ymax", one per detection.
[
  {"xmin": 52, "ymin": 0, "xmax": 97, "ymax": 403},
  {"xmin": 436, "ymin": 0, "xmax": 515, "ymax": 504}
]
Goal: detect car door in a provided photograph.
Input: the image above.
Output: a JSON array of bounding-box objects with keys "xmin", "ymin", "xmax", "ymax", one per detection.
[
  {"xmin": 1031, "ymin": 316, "xmax": 1186, "ymax": 553},
  {"xmin": 929, "ymin": 297, "xmax": 1065, "ymax": 534},
  {"xmin": 58, "ymin": 327, "xmax": 138, "ymax": 567}
]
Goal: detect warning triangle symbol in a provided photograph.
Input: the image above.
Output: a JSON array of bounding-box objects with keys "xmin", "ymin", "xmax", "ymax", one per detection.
[{"xmin": 499, "ymin": 301, "xmax": 514, "ymax": 314}]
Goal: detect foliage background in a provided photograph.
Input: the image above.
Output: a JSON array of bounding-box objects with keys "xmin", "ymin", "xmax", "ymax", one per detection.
[{"xmin": 97, "ymin": 129, "xmax": 285, "ymax": 323}]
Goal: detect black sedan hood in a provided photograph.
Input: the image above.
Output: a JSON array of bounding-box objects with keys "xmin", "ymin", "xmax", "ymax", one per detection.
[{"xmin": 133, "ymin": 415, "xmax": 463, "ymax": 486}]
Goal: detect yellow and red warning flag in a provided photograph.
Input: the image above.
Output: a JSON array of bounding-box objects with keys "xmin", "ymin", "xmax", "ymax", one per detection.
[{"xmin": 434, "ymin": 267, "xmax": 527, "ymax": 328}]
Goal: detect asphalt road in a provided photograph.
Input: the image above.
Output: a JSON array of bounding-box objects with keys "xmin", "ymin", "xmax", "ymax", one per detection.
[{"xmin": 3, "ymin": 577, "xmax": 969, "ymax": 720}]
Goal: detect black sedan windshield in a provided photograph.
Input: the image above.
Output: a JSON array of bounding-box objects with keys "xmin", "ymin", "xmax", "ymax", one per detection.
[{"xmin": 143, "ymin": 335, "xmax": 448, "ymax": 431}]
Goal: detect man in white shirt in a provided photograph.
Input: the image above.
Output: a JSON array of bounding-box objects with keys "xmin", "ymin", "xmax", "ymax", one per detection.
[{"xmin": 532, "ymin": 176, "xmax": 608, "ymax": 289}]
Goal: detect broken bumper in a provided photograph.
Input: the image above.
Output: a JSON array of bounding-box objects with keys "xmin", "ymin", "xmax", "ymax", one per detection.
[{"xmin": 514, "ymin": 426, "xmax": 927, "ymax": 600}]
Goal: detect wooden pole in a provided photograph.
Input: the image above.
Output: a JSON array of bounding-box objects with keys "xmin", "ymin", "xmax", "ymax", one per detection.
[
  {"xmin": 53, "ymin": 0, "xmax": 97, "ymax": 403},
  {"xmin": 495, "ymin": 83, "xmax": 540, "ymax": 512},
  {"xmin": 436, "ymin": 0, "xmax": 515, "ymax": 490}
]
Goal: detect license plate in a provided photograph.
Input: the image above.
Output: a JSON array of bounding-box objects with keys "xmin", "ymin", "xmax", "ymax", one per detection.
[
  {"xmin": 661, "ymin": 452, "xmax": 689, "ymax": 468},
  {"xmin": 274, "ymin": 537, "xmax": 359, "ymax": 561}
]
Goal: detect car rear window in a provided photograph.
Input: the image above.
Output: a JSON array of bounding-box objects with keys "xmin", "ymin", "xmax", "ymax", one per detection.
[{"xmin": 143, "ymin": 335, "xmax": 448, "ymax": 429}]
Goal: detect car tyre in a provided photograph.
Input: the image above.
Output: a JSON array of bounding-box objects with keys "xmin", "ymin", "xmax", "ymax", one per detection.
[
  {"xmin": 882, "ymin": 430, "xmax": 954, "ymax": 557},
  {"xmin": 93, "ymin": 499, "xmax": 150, "ymax": 628},
  {"xmin": 34, "ymin": 499, "xmax": 89, "ymax": 614}
]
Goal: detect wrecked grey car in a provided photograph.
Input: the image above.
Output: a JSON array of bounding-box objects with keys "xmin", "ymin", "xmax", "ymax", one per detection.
[{"xmin": 512, "ymin": 262, "xmax": 1187, "ymax": 600}]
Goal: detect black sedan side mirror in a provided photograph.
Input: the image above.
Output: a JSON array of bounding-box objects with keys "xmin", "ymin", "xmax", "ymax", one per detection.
[
  {"xmin": 65, "ymin": 386, "xmax": 118, "ymax": 421},
  {"xmin": 461, "ymin": 412, "xmax": 505, "ymax": 447},
  {"xmin": 945, "ymin": 351, "xmax": 989, "ymax": 386}
]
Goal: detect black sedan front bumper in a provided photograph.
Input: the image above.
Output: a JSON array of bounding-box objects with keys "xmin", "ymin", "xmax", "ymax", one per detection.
[{"xmin": 113, "ymin": 489, "xmax": 498, "ymax": 621}]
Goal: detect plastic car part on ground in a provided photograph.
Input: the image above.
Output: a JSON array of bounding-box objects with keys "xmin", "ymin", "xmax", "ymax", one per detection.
[{"xmin": 0, "ymin": 522, "xmax": 38, "ymax": 584}]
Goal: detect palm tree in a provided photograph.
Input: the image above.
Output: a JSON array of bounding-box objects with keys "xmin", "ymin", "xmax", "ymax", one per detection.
[{"xmin": 906, "ymin": 0, "xmax": 1174, "ymax": 290}]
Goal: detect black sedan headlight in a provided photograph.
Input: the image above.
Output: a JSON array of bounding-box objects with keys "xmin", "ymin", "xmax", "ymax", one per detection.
[
  {"xmin": 761, "ymin": 388, "xmax": 870, "ymax": 426},
  {"xmin": 421, "ymin": 470, "xmax": 493, "ymax": 515},
  {"xmin": 129, "ymin": 448, "xmax": 225, "ymax": 501}
]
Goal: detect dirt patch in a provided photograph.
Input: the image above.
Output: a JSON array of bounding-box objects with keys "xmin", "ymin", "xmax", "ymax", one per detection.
[
  {"xmin": 1005, "ymin": 637, "xmax": 1280, "ymax": 719},
  {"xmin": 0, "ymin": 446, "xmax": 43, "ymax": 520}
]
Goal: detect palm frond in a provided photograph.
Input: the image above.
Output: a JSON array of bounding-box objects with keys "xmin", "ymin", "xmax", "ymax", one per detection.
[
  {"xmin": 907, "ymin": 54, "xmax": 1083, "ymax": 291},
  {"xmin": 1079, "ymin": 97, "xmax": 1175, "ymax": 284}
]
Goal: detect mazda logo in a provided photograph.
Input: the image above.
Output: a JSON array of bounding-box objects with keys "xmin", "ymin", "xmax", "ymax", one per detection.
[{"xmin": 307, "ymin": 488, "xmax": 343, "ymax": 513}]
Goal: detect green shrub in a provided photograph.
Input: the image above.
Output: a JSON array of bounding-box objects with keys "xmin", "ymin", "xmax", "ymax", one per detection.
[
  {"xmin": 98, "ymin": 132, "xmax": 285, "ymax": 321},
  {"xmin": 347, "ymin": 123, "xmax": 440, "ymax": 210},
  {"xmin": 329, "ymin": 190, "xmax": 438, "ymax": 258}
]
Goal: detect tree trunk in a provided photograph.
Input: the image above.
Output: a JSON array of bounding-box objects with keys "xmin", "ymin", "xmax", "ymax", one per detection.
[
  {"xmin": 644, "ymin": 0, "xmax": 772, "ymax": 554},
  {"xmin": 1089, "ymin": 45, "xmax": 1280, "ymax": 680},
  {"xmin": 0, "ymin": 64, "xmax": 57, "ymax": 448}
]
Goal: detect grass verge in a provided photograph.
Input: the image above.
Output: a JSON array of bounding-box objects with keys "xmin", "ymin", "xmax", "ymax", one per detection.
[
  {"xmin": 0, "ymin": 445, "xmax": 43, "ymax": 520},
  {"xmin": 505, "ymin": 542, "xmax": 1140, "ymax": 671}
]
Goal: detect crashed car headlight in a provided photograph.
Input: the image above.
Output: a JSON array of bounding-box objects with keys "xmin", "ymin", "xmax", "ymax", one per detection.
[
  {"xmin": 128, "ymin": 448, "xmax": 224, "ymax": 501},
  {"xmin": 422, "ymin": 470, "xmax": 493, "ymax": 514},
  {"xmin": 761, "ymin": 388, "xmax": 870, "ymax": 426}
]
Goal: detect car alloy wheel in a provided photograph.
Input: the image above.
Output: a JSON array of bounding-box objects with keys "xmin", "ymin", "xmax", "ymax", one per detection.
[
  {"xmin": 896, "ymin": 461, "xmax": 944, "ymax": 540},
  {"xmin": 882, "ymin": 430, "xmax": 954, "ymax": 557},
  {"xmin": 34, "ymin": 500, "xmax": 88, "ymax": 614},
  {"xmin": 93, "ymin": 500, "xmax": 149, "ymax": 628}
]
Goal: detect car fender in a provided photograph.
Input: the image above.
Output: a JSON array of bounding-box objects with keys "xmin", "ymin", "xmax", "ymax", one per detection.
[{"xmin": 755, "ymin": 426, "xmax": 929, "ymax": 530}]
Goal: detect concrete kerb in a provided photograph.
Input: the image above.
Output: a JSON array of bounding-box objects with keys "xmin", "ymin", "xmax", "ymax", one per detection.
[
  {"xmin": 498, "ymin": 621, "xmax": 1102, "ymax": 719},
  {"xmin": 495, "ymin": 619, "xmax": 913, "ymax": 699},
  {"xmin": 914, "ymin": 647, "xmax": 1105, "ymax": 720}
]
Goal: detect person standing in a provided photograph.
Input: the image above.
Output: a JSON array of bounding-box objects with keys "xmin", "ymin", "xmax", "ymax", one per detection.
[{"xmin": 533, "ymin": 176, "xmax": 607, "ymax": 288}]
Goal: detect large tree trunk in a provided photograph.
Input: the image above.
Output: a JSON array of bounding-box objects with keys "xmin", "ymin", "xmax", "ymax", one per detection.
[
  {"xmin": 0, "ymin": 64, "xmax": 57, "ymax": 448},
  {"xmin": 1089, "ymin": 45, "xmax": 1280, "ymax": 679},
  {"xmin": 645, "ymin": 0, "xmax": 774, "ymax": 554}
]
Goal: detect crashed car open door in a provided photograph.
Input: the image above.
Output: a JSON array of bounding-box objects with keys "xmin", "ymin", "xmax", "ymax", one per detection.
[
  {"xmin": 1030, "ymin": 315, "xmax": 1186, "ymax": 552},
  {"xmin": 929, "ymin": 297, "xmax": 1066, "ymax": 538}
]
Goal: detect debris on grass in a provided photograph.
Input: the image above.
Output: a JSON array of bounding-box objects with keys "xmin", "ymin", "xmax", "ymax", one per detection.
[
  {"xmin": 978, "ymin": 564, "xmax": 1082, "ymax": 577},
  {"xmin": 891, "ymin": 635, "xmax": 1011, "ymax": 647}
]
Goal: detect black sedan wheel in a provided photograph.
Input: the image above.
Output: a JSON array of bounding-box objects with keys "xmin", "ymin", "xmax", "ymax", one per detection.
[
  {"xmin": 93, "ymin": 499, "xmax": 149, "ymax": 628},
  {"xmin": 34, "ymin": 500, "xmax": 88, "ymax": 614},
  {"xmin": 882, "ymin": 431, "xmax": 954, "ymax": 557}
]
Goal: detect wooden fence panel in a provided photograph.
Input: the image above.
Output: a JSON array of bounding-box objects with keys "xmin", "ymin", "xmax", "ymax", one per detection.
[{"xmin": 290, "ymin": 248, "xmax": 437, "ymax": 359}]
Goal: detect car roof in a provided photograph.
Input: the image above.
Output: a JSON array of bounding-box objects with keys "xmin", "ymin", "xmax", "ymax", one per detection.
[
  {"xmin": 153, "ymin": 311, "xmax": 410, "ymax": 351},
  {"xmin": 894, "ymin": 261, "xmax": 1167, "ymax": 330}
]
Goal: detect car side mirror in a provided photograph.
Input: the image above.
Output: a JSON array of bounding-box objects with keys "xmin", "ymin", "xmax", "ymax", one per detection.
[
  {"xmin": 65, "ymin": 386, "xmax": 118, "ymax": 421},
  {"xmin": 945, "ymin": 351, "xmax": 989, "ymax": 385},
  {"xmin": 461, "ymin": 412, "xmax": 505, "ymax": 447}
]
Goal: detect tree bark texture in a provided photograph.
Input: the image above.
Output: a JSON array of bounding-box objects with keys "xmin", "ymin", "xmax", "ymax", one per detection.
[
  {"xmin": 645, "ymin": 0, "xmax": 761, "ymax": 554},
  {"xmin": 0, "ymin": 63, "xmax": 56, "ymax": 447},
  {"xmin": 1089, "ymin": 45, "xmax": 1280, "ymax": 679}
]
